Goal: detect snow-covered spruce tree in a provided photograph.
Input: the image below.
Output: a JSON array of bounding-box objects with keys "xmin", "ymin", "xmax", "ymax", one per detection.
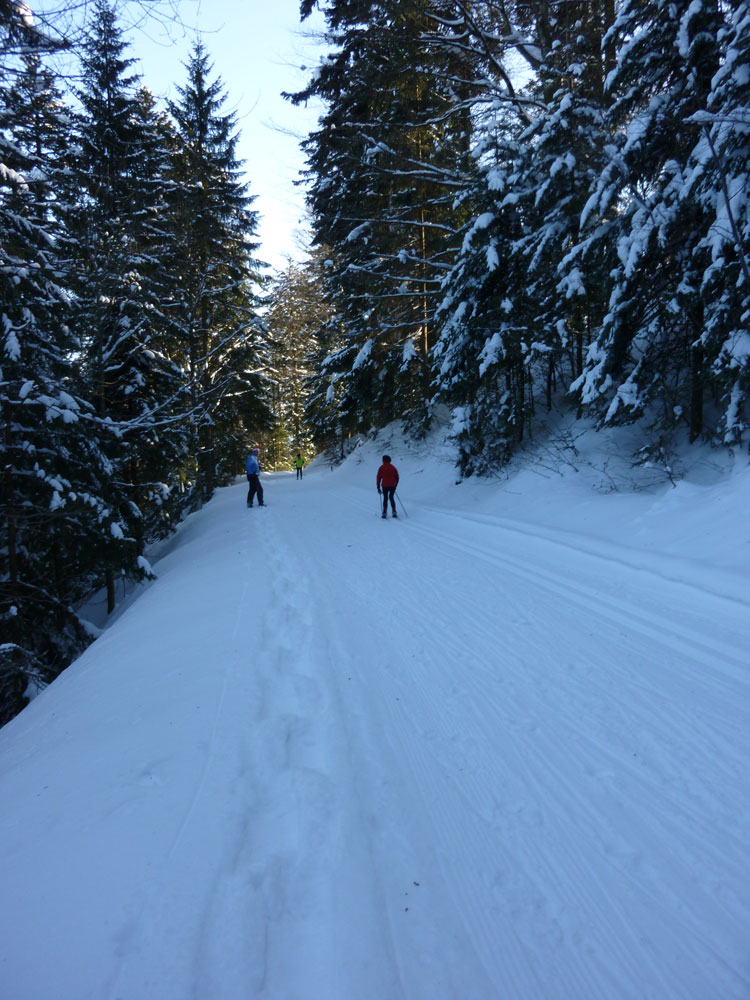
[
  {"xmin": 291, "ymin": 0, "xmax": 470, "ymax": 437},
  {"xmin": 513, "ymin": 2, "xmax": 616, "ymax": 399},
  {"xmin": 687, "ymin": 0, "xmax": 750, "ymax": 445},
  {"xmin": 430, "ymin": 1, "xmax": 615, "ymax": 472},
  {"xmin": 433, "ymin": 112, "xmax": 534, "ymax": 474},
  {"xmin": 571, "ymin": 0, "xmax": 728, "ymax": 448},
  {"xmin": 65, "ymin": 0, "xmax": 178, "ymax": 611},
  {"xmin": 0, "ymin": 13, "xmax": 119, "ymax": 723},
  {"xmin": 295, "ymin": 251, "xmax": 351, "ymax": 458},
  {"xmin": 113, "ymin": 85, "xmax": 197, "ymax": 542},
  {"xmin": 167, "ymin": 40, "xmax": 271, "ymax": 502},
  {"xmin": 426, "ymin": 3, "xmax": 522, "ymax": 473},
  {"xmin": 265, "ymin": 258, "xmax": 328, "ymax": 468}
]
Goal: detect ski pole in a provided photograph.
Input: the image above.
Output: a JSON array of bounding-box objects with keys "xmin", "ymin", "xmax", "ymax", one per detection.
[{"xmin": 395, "ymin": 491, "xmax": 408, "ymax": 517}]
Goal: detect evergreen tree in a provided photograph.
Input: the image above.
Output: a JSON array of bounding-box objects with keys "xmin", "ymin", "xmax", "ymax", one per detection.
[
  {"xmin": 571, "ymin": 0, "xmax": 728, "ymax": 448},
  {"xmin": 266, "ymin": 257, "xmax": 329, "ymax": 466},
  {"xmin": 431, "ymin": 2, "xmax": 617, "ymax": 471},
  {"xmin": 513, "ymin": 1, "xmax": 616, "ymax": 399},
  {"xmin": 688, "ymin": 0, "xmax": 750, "ymax": 445},
  {"xmin": 115, "ymin": 85, "xmax": 195, "ymax": 543},
  {"xmin": 167, "ymin": 40, "xmax": 270, "ymax": 502},
  {"xmin": 65, "ymin": 0, "xmax": 171, "ymax": 611},
  {"xmin": 0, "ymin": 13, "xmax": 115, "ymax": 722},
  {"xmin": 292, "ymin": 0, "xmax": 471, "ymax": 436}
]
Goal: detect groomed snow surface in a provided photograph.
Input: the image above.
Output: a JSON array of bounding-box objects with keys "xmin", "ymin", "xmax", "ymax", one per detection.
[{"xmin": 1, "ymin": 428, "xmax": 749, "ymax": 1000}]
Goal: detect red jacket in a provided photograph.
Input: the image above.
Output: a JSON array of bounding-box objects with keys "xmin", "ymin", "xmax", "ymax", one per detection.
[{"xmin": 377, "ymin": 462, "xmax": 399, "ymax": 489}]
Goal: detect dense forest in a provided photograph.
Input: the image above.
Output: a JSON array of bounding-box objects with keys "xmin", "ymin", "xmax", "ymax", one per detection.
[
  {"xmin": 2, "ymin": 0, "xmax": 749, "ymax": 724},
  {"xmin": 0, "ymin": 0, "xmax": 273, "ymax": 722},
  {"xmin": 291, "ymin": 0, "xmax": 749, "ymax": 476}
]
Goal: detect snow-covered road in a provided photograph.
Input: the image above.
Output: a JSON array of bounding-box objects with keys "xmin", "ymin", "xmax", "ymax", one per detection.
[{"xmin": 1, "ymin": 452, "xmax": 749, "ymax": 999}]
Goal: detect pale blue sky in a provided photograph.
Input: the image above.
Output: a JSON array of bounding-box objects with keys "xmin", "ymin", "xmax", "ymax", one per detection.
[{"xmin": 129, "ymin": 0, "xmax": 327, "ymax": 272}]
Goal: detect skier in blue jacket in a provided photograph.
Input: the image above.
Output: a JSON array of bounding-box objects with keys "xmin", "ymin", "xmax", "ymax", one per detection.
[{"xmin": 245, "ymin": 447, "xmax": 265, "ymax": 507}]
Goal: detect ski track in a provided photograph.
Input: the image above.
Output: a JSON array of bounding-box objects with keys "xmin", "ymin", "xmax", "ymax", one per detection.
[
  {"xmin": 259, "ymin": 475, "xmax": 750, "ymax": 1000},
  {"xmin": 1, "ymin": 470, "xmax": 748, "ymax": 1000},
  {"xmin": 421, "ymin": 505, "xmax": 750, "ymax": 608}
]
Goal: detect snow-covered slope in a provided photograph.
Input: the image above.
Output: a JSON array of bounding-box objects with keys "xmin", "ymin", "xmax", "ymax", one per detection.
[{"xmin": 1, "ymin": 432, "xmax": 749, "ymax": 999}]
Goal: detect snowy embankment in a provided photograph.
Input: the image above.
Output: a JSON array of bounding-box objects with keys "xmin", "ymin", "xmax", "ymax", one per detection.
[{"xmin": 0, "ymin": 429, "xmax": 749, "ymax": 1000}]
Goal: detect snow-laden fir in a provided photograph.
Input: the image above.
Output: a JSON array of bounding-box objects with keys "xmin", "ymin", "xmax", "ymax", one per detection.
[{"xmin": 0, "ymin": 428, "xmax": 748, "ymax": 999}]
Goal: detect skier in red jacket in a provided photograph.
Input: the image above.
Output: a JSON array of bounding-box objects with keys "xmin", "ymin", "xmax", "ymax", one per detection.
[{"xmin": 376, "ymin": 455, "xmax": 399, "ymax": 519}]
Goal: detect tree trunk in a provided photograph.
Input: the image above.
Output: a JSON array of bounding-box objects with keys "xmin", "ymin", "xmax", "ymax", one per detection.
[
  {"xmin": 689, "ymin": 343, "xmax": 704, "ymax": 443},
  {"xmin": 106, "ymin": 568, "xmax": 116, "ymax": 614},
  {"xmin": 4, "ymin": 404, "xmax": 19, "ymax": 607}
]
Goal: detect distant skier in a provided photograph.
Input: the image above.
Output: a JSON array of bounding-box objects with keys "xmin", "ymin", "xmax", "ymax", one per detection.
[
  {"xmin": 376, "ymin": 455, "xmax": 399, "ymax": 519},
  {"xmin": 295, "ymin": 453, "xmax": 304, "ymax": 480},
  {"xmin": 245, "ymin": 447, "xmax": 265, "ymax": 507}
]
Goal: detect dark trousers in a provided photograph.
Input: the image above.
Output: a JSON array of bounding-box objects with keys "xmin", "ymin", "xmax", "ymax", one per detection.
[
  {"xmin": 296, "ymin": 467, "xmax": 303, "ymax": 479},
  {"xmin": 382, "ymin": 485, "xmax": 396, "ymax": 514},
  {"xmin": 247, "ymin": 473, "xmax": 263, "ymax": 506}
]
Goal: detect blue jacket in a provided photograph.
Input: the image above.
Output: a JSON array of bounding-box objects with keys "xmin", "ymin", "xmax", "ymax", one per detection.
[{"xmin": 246, "ymin": 454, "xmax": 260, "ymax": 475}]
